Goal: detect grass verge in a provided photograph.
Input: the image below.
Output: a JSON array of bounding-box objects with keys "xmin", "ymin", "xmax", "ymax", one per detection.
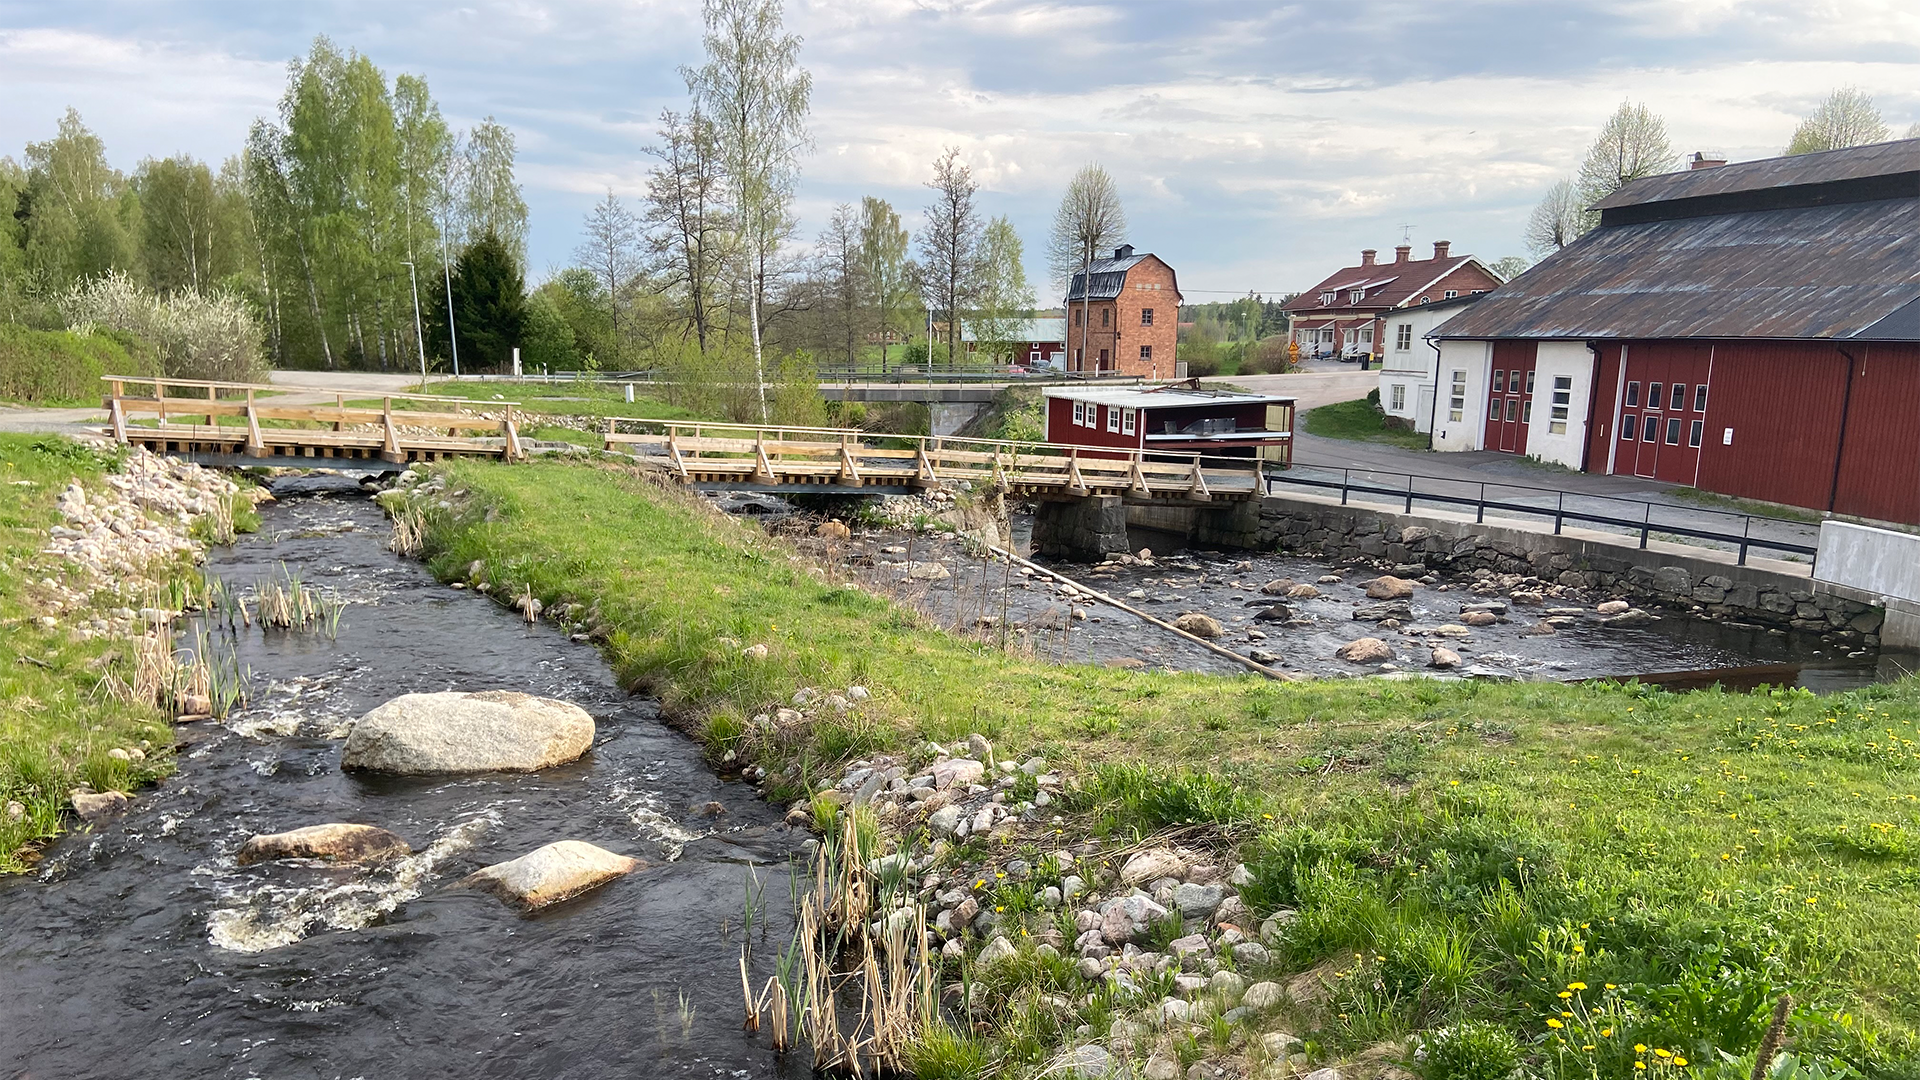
[
  {"xmin": 1303, "ymin": 398, "xmax": 1433, "ymax": 450},
  {"xmin": 0, "ymin": 435, "xmax": 179, "ymax": 870},
  {"xmin": 415, "ymin": 456, "xmax": 1920, "ymax": 1076}
]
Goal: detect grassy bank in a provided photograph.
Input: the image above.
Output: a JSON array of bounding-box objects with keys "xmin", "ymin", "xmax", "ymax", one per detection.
[
  {"xmin": 0, "ymin": 436, "xmax": 177, "ymax": 869},
  {"xmin": 416, "ymin": 456, "xmax": 1919, "ymax": 1076},
  {"xmin": 1303, "ymin": 397, "xmax": 1433, "ymax": 450}
]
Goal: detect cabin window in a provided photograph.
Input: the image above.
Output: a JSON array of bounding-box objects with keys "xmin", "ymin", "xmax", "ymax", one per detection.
[
  {"xmin": 1073, "ymin": 401, "xmax": 1085, "ymax": 426},
  {"xmin": 1689, "ymin": 420, "xmax": 1704, "ymax": 447},
  {"xmin": 1549, "ymin": 376, "xmax": 1572, "ymax": 434},
  {"xmin": 1140, "ymin": 345, "xmax": 1152, "ymax": 363},
  {"xmin": 1671, "ymin": 383, "xmax": 1687, "ymax": 411},
  {"xmin": 1395, "ymin": 323, "xmax": 1413, "ymax": 350},
  {"xmin": 1625, "ymin": 381, "xmax": 1640, "ymax": 407},
  {"xmin": 1493, "ymin": 369, "xmax": 1506, "ymax": 393},
  {"xmin": 1106, "ymin": 405, "xmax": 1120, "ymax": 432},
  {"xmin": 1448, "ymin": 371, "xmax": 1466, "ymax": 422},
  {"xmin": 1693, "ymin": 384, "xmax": 1709, "ymax": 412},
  {"xmin": 1525, "ymin": 370, "xmax": 1536, "ymax": 394},
  {"xmin": 1642, "ymin": 415, "xmax": 1660, "ymax": 441},
  {"xmin": 1390, "ymin": 384, "xmax": 1406, "ymax": 411},
  {"xmin": 1489, "ymin": 395, "xmax": 1502, "ymax": 420},
  {"xmin": 1665, "ymin": 417, "xmax": 1683, "ymax": 445},
  {"xmin": 1141, "ymin": 308, "xmax": 1154, "ymax": 326},
  {"xmin": 1620, "ymin": 414, "xmax": 1635, "ymax": 441},
  {"xmin": 1122, "ymin": 408, "xmax": 1136, "ymax": 435},
  {"xmin": 1648, "ymin": 382, "xmax": 1663, "ymax": 409}
]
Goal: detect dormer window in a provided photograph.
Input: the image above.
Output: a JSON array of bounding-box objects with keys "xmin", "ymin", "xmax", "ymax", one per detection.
[
  {"xmin": 1349, "ymin": 289, "xmax": 1365, "ymax": 304},
  {"xmin": 1320, "ymin": 292, "xmax": 1336, "ymax": 306},
  {"xmin": 1444, "ymin": 290, "xmax": 1458, "ymax": 299}
]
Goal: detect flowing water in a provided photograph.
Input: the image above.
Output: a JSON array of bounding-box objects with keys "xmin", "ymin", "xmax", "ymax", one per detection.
[{"xmin": 0, "ymin": 483, "xmax": 803, "ymax": 1079}]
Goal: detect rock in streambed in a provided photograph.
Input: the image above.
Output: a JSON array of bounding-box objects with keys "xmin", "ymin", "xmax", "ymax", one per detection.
[
  {"xmin": 461, "ymin": 840, "xmax": 645, "ymax": 910},
  {"xmin": 341, "ymin": 690, "xmax": 595, "ymax": 775},
  {"xmin": 236, "ymin": 823, "xmax": 412, "ymax": 865}
]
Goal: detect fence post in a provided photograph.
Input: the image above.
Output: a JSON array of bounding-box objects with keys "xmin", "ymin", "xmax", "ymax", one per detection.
[
  {"xmin": 1476, "ymin": 482, "xmax": 1486, "ymax": 524},
  {"xmin": 1639, "ymin": 502, "xmax": 1651, "ymax": 549},
  {"xmin": 1340, "ymin": 468, "xmax": 1350, "ymax": 506},
  {"xmin": 1553, "ymin": 491, "xmax": 1565, "ymax": 535},
  {"xmin": 1738, "ymin": 517, "xmax": 1750, "ymax": 567},
  {"xmin": 1404, "ymin": 475, "xmax": 1413, "ymax": 514}
]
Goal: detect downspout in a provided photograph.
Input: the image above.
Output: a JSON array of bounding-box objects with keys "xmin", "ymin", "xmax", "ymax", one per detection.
[
  {"xmin": 1828, "ymin": 346, "xmax": 1860, "ymax": 512},
  {"xmin": 1579, "ymin": 340, "xmax": 1602, "ymax": 473},
  {"xmin": 1425, "ymin": 331, "xmax": 1443, "ymax": 436}
]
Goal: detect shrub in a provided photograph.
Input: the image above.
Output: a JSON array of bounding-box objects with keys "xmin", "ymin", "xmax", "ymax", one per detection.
[
  {"xmin": 0, "ymin": 324, "xmax": 155, "ymax": 404},
  {"xmin": 1414, "ymin": 1020, "xmax": 1521, "ymax": 1080},
  {"xmin": 61, "ymin": 271, "xmax": 267, "ymax": 383}
]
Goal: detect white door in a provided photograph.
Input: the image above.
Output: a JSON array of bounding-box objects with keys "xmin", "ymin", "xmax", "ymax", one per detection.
[{"xmin": 1415, "ymin": 385, "xmax": 1435, "ymax": 433}]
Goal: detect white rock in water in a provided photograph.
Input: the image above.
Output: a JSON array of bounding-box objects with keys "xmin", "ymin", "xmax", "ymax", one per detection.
[
  {"xmin": 69, "ymin": 789, "xmax": 128, "ymax": 823},
  {"xmin": 237, "ymin": 823, "xmax": 412, "ymax": 865},
  {"xmin": 341, "ymin": 691, "xmax": 595, "ymax": 775},
  {"xmin": 460, "ymin": 840, "xmax": 644, "ymax": 910}
]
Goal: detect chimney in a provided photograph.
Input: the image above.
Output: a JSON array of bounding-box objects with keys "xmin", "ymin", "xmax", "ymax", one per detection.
[
  {"xmin": 1432, "ymin": 240, "xmax": 1451, "ymax": 260},
  {"xmin": 1360, "ymin": 249, "xmax": 1377, "ymax": 267},
  {"xmin": 1394, "ymin": 244, "xmax": 1412, "ymax": 263},
  {"xmin": 1114, "ymin": 243, "xmax": 1135, "ymax": 259},
  {"xmin": 1689, "ymin": 151, "xmax": 1727, "ymax": 170}
]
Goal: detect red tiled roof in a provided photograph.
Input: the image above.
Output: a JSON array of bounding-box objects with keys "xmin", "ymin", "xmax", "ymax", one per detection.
[{"xmin": 1282, "ymin": 255, "xmax": 1481, "ymax": 315}]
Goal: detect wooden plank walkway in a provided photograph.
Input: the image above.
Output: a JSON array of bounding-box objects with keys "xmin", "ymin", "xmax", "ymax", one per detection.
[
  {"xmin": 603, "ymin": 420, "xmax": 1262, "ymax": 502},
  {"xmin": 102, "ymin": 376, "xmax": 524, "ymax": 464}
]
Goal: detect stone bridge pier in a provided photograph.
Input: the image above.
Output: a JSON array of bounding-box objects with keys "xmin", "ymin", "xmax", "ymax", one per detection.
[{"xmin": 1032, "ymin": 496, "xmax": 1129, "ymax": 561}]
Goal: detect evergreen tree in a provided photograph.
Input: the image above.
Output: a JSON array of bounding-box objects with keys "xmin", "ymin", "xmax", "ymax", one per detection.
[{"xmin": 442, "ymin": 232, "xmax": 523, "ymax": 370}]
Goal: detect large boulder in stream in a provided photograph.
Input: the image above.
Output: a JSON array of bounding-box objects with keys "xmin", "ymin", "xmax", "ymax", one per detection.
[
  {"xmin": 461, "ymin": 840, "xmax": 645, "ymax": 910},
  {"xmin": 341, "ymin": 691, "xmax": 595, "ymax": 775},
  {"xmin": 1171, "ymin": 613, "xmax": 1225, "ymax": 639},
  {"xmin": 237, "ymin": 823, "xmax": 412, "ymax": 866}
]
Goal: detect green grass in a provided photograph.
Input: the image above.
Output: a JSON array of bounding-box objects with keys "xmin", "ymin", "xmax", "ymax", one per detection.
[
  {"xmin": 413, "ymin": 457, "xmax": 1920, "ymax": 1075},
  {"xmin": 358, "ymin": 381, "xmax": 702, "ymax": 423},
  {"xmin": 0, "ymin": 435, "xmax": 179, "ymax": 870},
  {"xmin": 1303, "ymin": 398, "xmax": 1433, "ymax": 450},
  {"xmin": 1666, "ymin": 487, "xmax": 1827, "ymax": 526}
]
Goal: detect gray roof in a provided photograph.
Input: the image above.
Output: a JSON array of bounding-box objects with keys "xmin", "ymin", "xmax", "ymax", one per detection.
[
  {"xmin": 1066, "ymin": 253, "xmax": 1148, "ymax": 302},
  {"xmin": 960, "ymin": 317, "xmax": 1066, "ymax": 343},
  {"xmin": 1438, "ymin": 141, "xmax": 1920, "ymax": 342}
]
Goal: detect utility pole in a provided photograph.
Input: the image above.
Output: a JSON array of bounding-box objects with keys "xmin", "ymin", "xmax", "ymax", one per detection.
[
  {"xmin": 400, "ymin": 260, "xmax": 428, "ymax": 385},
  {"xmin": 441, "ymin": 257, "xmax": 461, "ymax": 378}
]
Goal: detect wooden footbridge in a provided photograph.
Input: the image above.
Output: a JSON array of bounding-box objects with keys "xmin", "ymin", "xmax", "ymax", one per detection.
[
  {"xmin": 602, "ymin": 420, "xmax": 1263, "ymax": 503},
  {"xmin": 102, "ymin": 376, "xmax": 524, "ymax": 465},
  {"xmin": 99, "ymin": 376, "xmax": 1261, "ymax": 502}
]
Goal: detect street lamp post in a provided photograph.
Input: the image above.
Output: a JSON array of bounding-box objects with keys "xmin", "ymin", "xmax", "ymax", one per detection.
[{"xmin": 399, "ymin": 260, "xmax": 428, "ymax": 384}]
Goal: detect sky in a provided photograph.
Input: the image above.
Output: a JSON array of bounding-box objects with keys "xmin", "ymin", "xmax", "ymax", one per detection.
[{"xmin": 4, "ymin": 0, "xmax": 1920, "ymax": 301}]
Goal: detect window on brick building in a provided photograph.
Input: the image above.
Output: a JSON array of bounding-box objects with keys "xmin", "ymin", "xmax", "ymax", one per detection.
[
  {"xmin": 1140, "ymin": 345, "xmax": 1152, "ymax": 363},
  {"xmin": 1141, "ymin": 308, "xmax": 1154, "ymax": 326},
  {"xmin": 1443, "ymin": 289, "xmax": 1458, "ymax": 299},
  {"xmin": 1100, "ymin": 307, "xmax": 1109, "ymax": 326}
]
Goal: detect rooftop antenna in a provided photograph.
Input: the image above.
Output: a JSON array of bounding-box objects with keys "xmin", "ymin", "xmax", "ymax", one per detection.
[{"xmin": 1398, "ymin": 224, "xmax": 1415, "ymax": 245}]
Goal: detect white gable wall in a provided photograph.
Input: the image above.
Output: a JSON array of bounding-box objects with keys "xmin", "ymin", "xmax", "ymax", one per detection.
[
  {"xmin": 1526, "ymin": 342, "xmax": 1596, "ymax": 469},
  {"xmin": 1431, "ymin": 340, "xmax": 1490, "ymax": 451}
]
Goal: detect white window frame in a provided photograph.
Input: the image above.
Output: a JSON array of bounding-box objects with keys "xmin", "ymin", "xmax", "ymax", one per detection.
[
  {"xmin": 1395, "ymin": 323, "xmax": 1413, "ymax": 351},
  {"xmin": 1389, "ymin": 384, "xmax": 1406, "ymax": 411},
  {"xmin": 1320, "ymin": 292, "xmax": 1335, "ymax": 306},
  {"xmin": 1349, "ymin": 289, "xmax": 1365, "ymax": 304},
  {"xmin": 1122, "ymin": 408, "xmax": 1136, "ymax": 435},
  {"xmin": 1105, "ymin": 405, "xmax": 1120, "ymax": 433},
  {"xmin": 1549, "ymin": 375, "xmax": 1571, "ymax": 434},
  {"xmin": 1448, "ymin": 370, "xmax": 1466, "ymax": 422},
  {"xmin": 1443, "ymin": 289, "xmax": 1458, "ymax": 299},
  {"xmin": 1073, "ymin": 401, "xmax": 1086, "ymax": 426}
]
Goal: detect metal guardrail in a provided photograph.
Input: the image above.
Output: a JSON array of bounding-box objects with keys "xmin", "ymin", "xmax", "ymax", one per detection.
[
  {"xmin": 442, "ymin": 369, "xmax": 1147, "ymax": 387},
  {"xmin": 1265, "ymin": 460, "xmax": 1820, "ymax": 568}
]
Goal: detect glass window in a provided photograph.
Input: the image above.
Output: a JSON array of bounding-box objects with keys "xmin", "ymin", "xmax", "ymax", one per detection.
[
  {"xmin": 1140, "ymin": 345, "xmax": 1152, "ymax": 362},
  {"xmin": 1448, "ymin": 371, "xmax": 1466, "ymax": 422},
  {"xmin": 1141, "ymin": 308, "xmax": 1154, "ymax": 326},
  {"xmin": 1505, "ymin": 398, "xmax": 1518, "ymax": 421},
  {"xmin": 1073, "ymin": 401, "xmax": 1085, "ymax": 425},
  {"xmin": 1122, "ymin": 408, "xmax": 1136, "ymax": 435},
  {"xmin": 1522, "ymin": 400, "xmax": 1533, "ymax": 423},
  {"xmin": 1390, "ymin": 384, "xmax": 1406, "ymax": 410},
  {"xmin": 1490, "ymin": 396, "xmax": 1502, "ymax": 420},
  {"xmin": 1671, "ymin": 383, "xmax": 1686, "ymax": 411},
  {"xmin": 1620, "ymin": 414, "xmax": 1635, "ymax": 441},
  {"xmin": 1493, "ymin": 369, "xmax": 1506, "ymax": 393},
  {"xmin": 1550, "ymin": 376, "xmax": 1572, "ymax": 434},
  {"xmin": 1689, "ymin": 419, "xmax": 1704, "ymax": 447},
  {"xmin": 1444, "ymin": 289, "xmax": 1458, "ymax": 299},
  {"xmin": 1101, "ymin": 307, "xmax": 1109, "ymax": 326},
  {"xmin": 1106, "ymin": 405, "xmax": 1120, "ymax": 432},
  {"xmin": 1350, "ymin": 289, "xmax": 1365, "ymax": 304},
  {"xmin": 1643, "ymin": 415, "xmax": 1660, "ymax": 441},
  {"xmin": 1525, "ymin": 370, "xmax": 1536, "ymax": 394},
  {"xmin": 1396, "ymin": 324, "xmax": 1413, "ymax": 350},
  {"xmin": 1075, "ymin": 309, "xmax": 1082, "ymax": 326},
  {"xmin": 1625, "ymin": 381, "xmax": 1641, "ymax": 407},
  {"xmin": 1694, "ymin": 384, "xmax": 1708, "ymax": 412},
  {"xmin": 1648, "ymin": 382, "xmax": 1663, "ymax": 409},
  {"xmin": 1665, "ymin": 417, "xmax": 1683, "ymax": 445}
]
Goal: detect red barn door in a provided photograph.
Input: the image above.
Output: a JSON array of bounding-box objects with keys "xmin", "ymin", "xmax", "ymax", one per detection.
[{"xmin": 1487, "ymin": 341, "xmax": 1536, "ymax": 454}]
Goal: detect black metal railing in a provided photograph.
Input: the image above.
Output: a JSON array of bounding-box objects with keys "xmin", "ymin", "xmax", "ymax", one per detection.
[{"xmin": 1264, "ymin": 460, "xmax": 1819, "ymax": 568}]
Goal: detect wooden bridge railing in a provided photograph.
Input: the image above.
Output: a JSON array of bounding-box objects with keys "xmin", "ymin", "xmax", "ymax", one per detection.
[
  {"xmin": 102, "ymin": 375, "xmax": 523, "ymax": 463},
  {"xmin": 601, "ymin": 419, "xmax": 1262, "ymax": 501}
]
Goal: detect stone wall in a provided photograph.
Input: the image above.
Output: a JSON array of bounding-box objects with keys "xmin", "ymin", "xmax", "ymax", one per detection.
[
  {"xmin": 1033, "ymin": 495, "xmax": 1129, "ymax": 561},
  {"xmin": 1251, "ymin": 496, "xmax": 1884, "ymax": 647}
]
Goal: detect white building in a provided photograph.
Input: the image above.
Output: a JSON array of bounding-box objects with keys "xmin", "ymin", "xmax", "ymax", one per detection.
[
  {"xmin": 1428, "ymin": 340, "xmax": 1597, "ymax": 469},
  {"xmin": 1375, "ymin": 294, "xmax": 1484, "ymax": 434}
]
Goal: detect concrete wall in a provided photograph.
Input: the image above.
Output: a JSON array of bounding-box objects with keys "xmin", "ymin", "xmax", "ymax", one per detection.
[
  {"xmin": 1033, "ymin": 495, "xmax": 1130, "ymax": 561},
  {"xmin": 1814, "ymin": 520, "xmax": 1920, "ymax": 648},
  {"xmin": 1432, "ymin": 340, "xmax": 1490, "ymax": 451}
]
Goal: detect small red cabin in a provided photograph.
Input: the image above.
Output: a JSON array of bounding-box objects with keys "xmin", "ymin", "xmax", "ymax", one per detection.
[{"xmin": 1042, "ymin": 382, "xmax": 1295, "ymax": 466}]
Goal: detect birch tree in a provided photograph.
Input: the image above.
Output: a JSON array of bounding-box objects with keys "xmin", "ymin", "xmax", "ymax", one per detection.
[
  {"xmin": 1524, "ymin": 178, "xmax": 1586, "ymax": 255},
  {"xmin": 917, "ymin": 146, "xmax": 979, "ymax": 365},
  {"xmin": 814, "ymin": 202, "xmax": 863, "ymax": 367},
  {"xmin": 461, "ymin": 118, "xmax": 528, "ymax": 267},
  {"xmin": 642, "ymin": 108, "xmax": 733, "ymax": 353},
  {"xmin": 1575, "ymin": 101, "xmax": 1675, "ymax": 212},
  {"xmin": 575, "ymin": 190, "xmax": 641, "ymax": 362},
  {"xmin": 1046, "ymin": 163, "xmax": 1125, "ymax": 374},
  {"xmin": 1786, "ymin": 87, "xmax": 1890, "ymax": 155},
  {"xmin": 972, "ymin": 215, "xmax": 1033, "ymax": 363},
  {"xmin": 857, "ymin": 195, "xmax": 914, "ymax": 370},
  {"xmin": 684, "ymin": 0, "xmax": 812, "ymax": 420}
]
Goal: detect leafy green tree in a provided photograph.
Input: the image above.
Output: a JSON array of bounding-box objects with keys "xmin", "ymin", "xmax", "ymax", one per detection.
[
  {"xmin": 1575, "ymin": 101, "xmax": 1675, "ymax": 217},
  {"xmin": 574, "ymin": 190, "xmax": 640, "ymax": 365},
  {"xmin": 1785, "ymin": 87, "xmax": 1889, "ymax": 155},
  {"xmin": 133, "ymin": 154, "xmax": 255, "ymax": 296},
  {"xmin": 971, "ymin": 215, "xmax": 1033, "ymax": 364},
  {"xmin": 461, "ymin": 118, "xmax": 528, "ymax": 267},
  {"xmin": 541, "ymin": 268, "xmax": 616, "ymax": 364},
  {"xmin": 857, "ymin": 195, "xmax": 915, "ymax": 369},
  {"xmin": 441, "ymin": 231, "xmax": 523, "ymax": 370},
  {"xmin": 20, "ymin": 109, "xmax": 136, "ymax": 285},
  {"xmin": 521, "ymin": 288, "xmax": 583, "ymax": 371}
]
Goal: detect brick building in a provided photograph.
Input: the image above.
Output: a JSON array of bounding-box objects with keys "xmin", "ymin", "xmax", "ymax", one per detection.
[
  {"xmin": 1282, "ymin": 241, "xmax": 1502, "ymax": 362},
  {"xmin": 1062, "ymin": 245, "xmax": 1182, "ymax": 377}
]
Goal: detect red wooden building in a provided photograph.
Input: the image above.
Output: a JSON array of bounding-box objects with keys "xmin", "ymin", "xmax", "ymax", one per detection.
[
  {"xmin": 1432, "ymin": 139, "xmax": 1920, "ymax": 525},
  {"xmin": 1042, "ymin": 382, "xmax": 1295, "ymax": 465}
]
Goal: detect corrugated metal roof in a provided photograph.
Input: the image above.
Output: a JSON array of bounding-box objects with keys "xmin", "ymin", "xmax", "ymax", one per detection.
[
  {"xmin": 1435, "ymin": 196, "xmax": 1920, "ymax": 341},
  {"xmin": 1594, "ymin": 138, "xmax": 1920, "ymax": 211},
  {"xmin": 1065, "ymin": 254, "xmax": 1148, "ymax": 301},
  {"xmin": 960, "ymin": 317, "xmax": 1066, "ymax": 343},
  {"xmin": 1043, "ymin": 386, "xmax": 1294, "ymax": 409}
]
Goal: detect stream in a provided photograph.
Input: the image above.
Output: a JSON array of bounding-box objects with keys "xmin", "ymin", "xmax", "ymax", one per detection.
[{"xmin": 0, "ymin": 483, "xmax": 802, "ymax": 1079}]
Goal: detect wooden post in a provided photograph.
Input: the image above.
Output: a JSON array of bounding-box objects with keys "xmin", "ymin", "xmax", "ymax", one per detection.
[
  {"xmin": 1065, "ymin": 447, "xmax": 1089, "ymax": 497},
  {"xmin": 244, "ymin": 389, "xmax": 268, "ymax": 458},
  {"xmin": 1187, "ymin": 454, "xmax": 1211, "ymax": 501},
  {"xmin": 108, "ymin": 398, "xmax": 128, "ymax": 443},
  {"xmin": 334, "ymin": 393, "xmax": 345, "ymax": 432},
  {"xmin": 205, "ymin": 384, "xmax": 217, "ymax": 429},
  {"xmin": 838, "ymin": 433, "xmax": 862, "ymax": 485},
  {"xmin": 503, "ymin": 404, "xmax": 522, "ymax": 461},
  {"xmin": 604, "ymin": 416, "xmax": 615, "ymax": 452},
  {"xmin": 381, "ymin": 397, "xmax": 405, "ymax": 463},
  {"xmin": 752, "ymin": 430, "xmax": 776, "ymax": 485},
  {"xmin": 1129, "ymin": 452, "xmax": 1150, "ymax": 494}
]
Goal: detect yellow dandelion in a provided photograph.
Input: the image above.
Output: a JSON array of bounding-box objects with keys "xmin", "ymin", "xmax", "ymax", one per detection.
[
  {"xmin": 1601, "ymin": 1029, "xmax": 1614, "ymax": 1037},
  {"xmin": 1655, "ymin": 1049, "xmax": 1672, "ymax": 1059},
  {"xmin": 1546, "ymin": 1018, "xmax": 1564, "ymax": 1029},
  {"xmin": 1636, "ymin": 1063, "xmax": 1647, "ymax": 1071},
  {"xmin": 1636, "ymin": 1045, "xmax": 1649, "ymax": 1053},
  {"xmin": 1568, "ymin": 982, "xmax": 1588, "ymax": 991},
  {"xmin": 1559, "ymin": 991, "xmax": 1573, "ymax": 999}
]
